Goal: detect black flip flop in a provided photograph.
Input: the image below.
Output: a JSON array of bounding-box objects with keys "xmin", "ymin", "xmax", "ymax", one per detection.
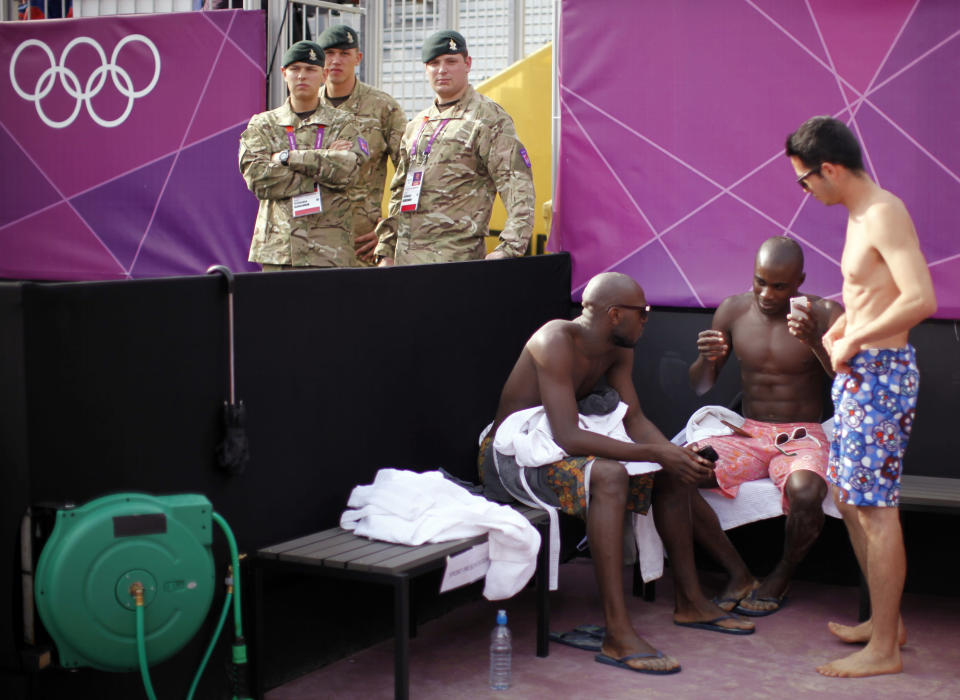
[{"xmin": 549, "ymin": 624, "xmax": 605, "ymax": 652}]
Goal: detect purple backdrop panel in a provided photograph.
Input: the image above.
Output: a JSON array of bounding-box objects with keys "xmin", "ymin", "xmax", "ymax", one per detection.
[
  {"xmin": 552, "ymin": 0, "xmax": 960, "ymax": 319},
  {"xmin": 0, "ymin": 10, "xmax": 264, "ymax": 281}
]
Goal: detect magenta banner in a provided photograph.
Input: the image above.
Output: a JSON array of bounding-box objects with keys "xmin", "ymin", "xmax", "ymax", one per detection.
[
  {"xmin": 1, "ymin": 10, "xmax": 264, "ymax": 280},
  {"xmin": 551, "ymin": 0, "xmax": 960, "ymax": 319}
]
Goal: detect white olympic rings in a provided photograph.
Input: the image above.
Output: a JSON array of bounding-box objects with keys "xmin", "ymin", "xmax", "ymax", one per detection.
[{"xmin": 9, "ymin": 35, "xmax": 161, "ymax": 129}]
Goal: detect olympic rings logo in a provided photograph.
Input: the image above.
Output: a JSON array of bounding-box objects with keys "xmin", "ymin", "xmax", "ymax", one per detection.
[{"xmin": 9, "ymin": 35, "xmax": 161, "ymax": 129}]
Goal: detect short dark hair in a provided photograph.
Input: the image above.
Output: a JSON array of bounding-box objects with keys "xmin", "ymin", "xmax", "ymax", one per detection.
[{"xmin": 785, "ymin": 116, "xmax": 864, "ymax": 172}]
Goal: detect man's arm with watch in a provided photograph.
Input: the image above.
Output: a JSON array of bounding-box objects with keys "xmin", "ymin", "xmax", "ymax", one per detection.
[{"xmin": 238, "ymin": 122, "xmax": 316, "ymax": 200}]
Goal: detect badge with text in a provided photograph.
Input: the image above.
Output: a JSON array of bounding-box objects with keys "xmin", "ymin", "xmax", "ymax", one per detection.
[
  {"xmin": 291, "ymin": 186, "xmax": 323, "ymax": 217},
  {"xmin": 400, "ymin": 168, "xmax": 424, "ymax": 212}
]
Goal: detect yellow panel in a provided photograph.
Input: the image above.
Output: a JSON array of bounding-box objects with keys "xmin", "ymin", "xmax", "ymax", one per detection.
[
  {"xmin": 380, "ymin": 44, "xmax": 554, "ymax": 254},
  {"xmin": 478, "ymin": 43, "xmax": 553, "ymax": 245}
]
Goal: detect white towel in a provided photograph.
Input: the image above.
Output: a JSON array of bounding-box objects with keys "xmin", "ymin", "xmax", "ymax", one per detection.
[
  {"xmin": 340, "ymin": 469, "xmax": 541, "ymax": 600},
  {"xmin": 489, "ymin": 406, "xmax": 663, "ymax": 585}
]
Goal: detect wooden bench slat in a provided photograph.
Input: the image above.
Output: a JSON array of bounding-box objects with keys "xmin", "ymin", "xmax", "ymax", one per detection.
[
  {"xmin": 323, "ymin": 540, "xmax": 401, "ymax": 568},
  {"xmin": 258, "ymin": 528, "xmax": 343, "ymax": 557},
  {"xmin": 901, "ymin": 474, "xmax": 960, "ymax": 509},
  {"xmin": 278, "ymin": 536, "xmax": 380, "ymax": 566},
  {"xmin": 281, "ymin": 531, "xmax": 366, "ymax": 559},
  {"xmin": 349, "ymin": 535, "xmax": 487, "ymax": 574}
]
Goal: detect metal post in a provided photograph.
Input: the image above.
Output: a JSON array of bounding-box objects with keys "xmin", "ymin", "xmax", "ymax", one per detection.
[
  {"xmin": 551, "ymin": 0, "xmax": 560, "ymax": 203},
  {"xmin": 510, "ymin": 0, "xmax": 525, "ymax": 64},
  {"xmin": 440, "ymin": 0, "xmax": 457, "ymax": 31},
  {"xmin": 364, "ymin": 0, "xmax": 382, "ymax": 88}
]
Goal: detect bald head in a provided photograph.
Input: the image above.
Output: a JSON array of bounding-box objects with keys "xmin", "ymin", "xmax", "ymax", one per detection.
[
  {"xmin": 582, "ymin": 272, "xmax": 645, "ymax": 310},
  {"xmin": 756, "ymin": 236, "xmax": 804, "ymax": 274}
]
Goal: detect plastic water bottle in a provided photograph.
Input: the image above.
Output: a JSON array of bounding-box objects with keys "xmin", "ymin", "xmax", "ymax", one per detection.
[{"xmin": 489, "ymin": 609, "xmax": 512, "ymax": 691}]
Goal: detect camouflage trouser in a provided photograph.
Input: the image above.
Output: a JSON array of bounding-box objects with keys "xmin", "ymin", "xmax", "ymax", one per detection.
[{"xmin": 478, "ymin": 434, "xmax": 653, "ymax": 520}]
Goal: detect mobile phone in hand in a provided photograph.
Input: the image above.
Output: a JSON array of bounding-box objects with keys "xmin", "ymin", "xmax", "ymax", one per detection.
[
  {"xmin": 789, "ymin": 295, "xmax": 810, "ymax": 320},
  {"xmin": 695, "ymin": 445, "xmax": 719, "ymax": 462}
]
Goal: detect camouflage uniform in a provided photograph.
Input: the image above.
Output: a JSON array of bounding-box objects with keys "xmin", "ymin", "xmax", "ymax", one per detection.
[
  {"xmin": 319, "ymin": 81, "xmax": 406, "ymax": 254},
  {"xmin": 239, "ymin": 99, "xmax": 366, "ymax": 268},
  {"xmin": 373, "ymin": 85, "xmax": 535, "ymax": 265}
]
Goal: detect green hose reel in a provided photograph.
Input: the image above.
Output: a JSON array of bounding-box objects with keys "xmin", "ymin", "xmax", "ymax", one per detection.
[{"xmin": 34, "ymin": 493, "xmax": 217, "ymax": 672}]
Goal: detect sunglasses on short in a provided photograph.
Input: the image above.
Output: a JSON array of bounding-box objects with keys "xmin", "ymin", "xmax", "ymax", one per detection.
[{"xmin": 774, "ymin": 426, "xmax": 821, "ymax": 456}]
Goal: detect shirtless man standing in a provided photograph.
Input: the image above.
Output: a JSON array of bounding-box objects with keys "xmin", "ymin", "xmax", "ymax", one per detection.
[
  {"xmin": 688, "ymin": 236, "xmax": 843, "ymax": 615},
  {"xmin": 480, "ymin": 272, "xmax": 753, "ymax": 676},
  {"xmin": 786, "ymin": 116, "xmax": 936, "ymax": 677}
]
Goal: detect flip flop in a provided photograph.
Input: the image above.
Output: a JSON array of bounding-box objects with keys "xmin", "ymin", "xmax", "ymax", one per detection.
[
  {"xmin": 734, "ymin": 589, "xmax": 788, "ymax": 617},
  {"xmin": 549, "ymin": 624, "xmax": 605, "ymax": 652},
  {"xmin": 711, "ymin": 595, "xmax": 741, "ymax": 613},
  {"xmin": 673, "ymin": 613, "xmax": 755, "ymax": 635},
  {"xmin": 595, "ymin": 650, "xmax": 681, "ymax": 675}
]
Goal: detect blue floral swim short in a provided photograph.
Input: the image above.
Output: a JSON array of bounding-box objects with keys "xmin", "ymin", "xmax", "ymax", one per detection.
[{"xmin": 828, "ymin": 345, "xmax": 919, "ymax": 507}]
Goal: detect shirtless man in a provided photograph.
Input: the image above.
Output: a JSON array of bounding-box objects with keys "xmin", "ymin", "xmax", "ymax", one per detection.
[
  {"xmin": 480, "ymin": 272, "xmax": 753, "ymax": 676},
  {"xmin": 786, "ymin": 116, "xmax": 936, "ymax": 677},
  {"xmin": 687, "ymin": 236, "xmax": 843, "ymax": 615}
]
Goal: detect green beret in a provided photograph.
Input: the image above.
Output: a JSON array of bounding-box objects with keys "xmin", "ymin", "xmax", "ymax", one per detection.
[
  {"xmin": 282, "ymin": 41, "xmax": 325, "ymax": 68},
  {"xmin": 421, "ymin": 30, "xmax": 468, "ymax": 63},
  {"xmin": 318, "ymin": 25, "xmax": 359, "ymax": 51}
]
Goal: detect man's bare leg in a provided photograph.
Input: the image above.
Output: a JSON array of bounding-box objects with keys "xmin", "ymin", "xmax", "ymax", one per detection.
[
  {"xmin": 688, "ymin": 490, "xmax": 756, "ymax": 610},
  {"xmin": 653, "ymin": 472, "xmax": 754, "ymax": 631},
  {"xmin": 588, "ymin": 459, "xmax": 679, "ymax": 671},
  {"xmin": 827, "ymin": 490, "xmax": 906, "ymax": 645},
  {"xmin": 738, "ymin": 470, "xmax": 826, "ymax": 613},
  {"xmin": 817, "ymin": 506, "xmax": 905, "ymax": 677}
]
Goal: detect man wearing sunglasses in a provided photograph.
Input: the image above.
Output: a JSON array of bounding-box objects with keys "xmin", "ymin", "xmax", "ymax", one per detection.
[
  {"xmin": 479, "ymin": 272, "xmax": 754, "ymax": 676},
  {"xmin": 786, "ymin": 116, "xmax": 936, "ymax": 678},
  {"xmin": 688, "ymin": 236, "xmax": 843, "ymax": 620}
]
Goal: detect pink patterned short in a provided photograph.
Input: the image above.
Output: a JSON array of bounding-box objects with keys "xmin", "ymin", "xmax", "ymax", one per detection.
[{"xmin": 692, "ymin": 418, "xmax": 829, "ymax": 512}]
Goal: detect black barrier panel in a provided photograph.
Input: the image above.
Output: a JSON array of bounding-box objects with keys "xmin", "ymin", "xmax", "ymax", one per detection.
[
  {"xmin": 0, "ymin": 284, "xmax": 31, "ymax": 674},
  {"xmin": 9, "ymin": 254, "xmax": 571, "ymax": 550},
  {"xmin": 901, "ymin": 319, "xmax": 959, "ymax": 477}
]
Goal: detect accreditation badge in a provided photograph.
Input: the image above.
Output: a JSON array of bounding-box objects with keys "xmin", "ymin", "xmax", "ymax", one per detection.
[
  {"xmin": 400, "ymin": 167, "xmax": 424, "ymax": 212},
  {"xmin": 291, "ymin": 186, "xmax": 323, "ymax": 217}
]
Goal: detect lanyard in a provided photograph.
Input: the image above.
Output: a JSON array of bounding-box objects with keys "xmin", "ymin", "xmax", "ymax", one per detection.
[
  {"xmin": 410, "ymin": 118, "xmax": 451, "ymax": 160},
  {"xmin": 286, "ymin": 124, "xmax": 326, "ymax": 151}
]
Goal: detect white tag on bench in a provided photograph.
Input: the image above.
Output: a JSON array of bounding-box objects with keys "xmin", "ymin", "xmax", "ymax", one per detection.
[{"xmin": 440, "ymin": 542, "xmax": 490, "ymax": 593}]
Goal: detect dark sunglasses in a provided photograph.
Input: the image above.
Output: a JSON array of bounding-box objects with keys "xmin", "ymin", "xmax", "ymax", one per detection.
[
  {"xmin": 608, "ymin": 303, "xmax": 651, "ymax": 320},
  {"xmin": 797, "ymin": 166, "xmax": 821, "ymax": 191}
]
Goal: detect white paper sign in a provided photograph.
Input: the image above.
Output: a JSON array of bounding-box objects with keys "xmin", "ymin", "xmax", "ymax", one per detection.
[{"xmin": 440, "ymin": 541, "xmax": 490, "ymax": 593}]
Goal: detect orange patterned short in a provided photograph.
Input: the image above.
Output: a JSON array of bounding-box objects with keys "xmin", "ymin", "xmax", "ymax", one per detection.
[{"xmin": 478, "ymin": 434, "xmax": 653, "ymax": 520}]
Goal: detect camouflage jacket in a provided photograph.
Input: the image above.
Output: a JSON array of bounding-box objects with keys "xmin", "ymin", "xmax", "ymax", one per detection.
[
  {"xmin": 239, "ymin": 99, "xmax": 366, "ymax": 267},
  {"xmin": 319, "ymin": 81, "xmax": 405, "ymax": 238},
  {"xmin": 373, "ymin": 85, "xmax": 535, "ymax": 265}
]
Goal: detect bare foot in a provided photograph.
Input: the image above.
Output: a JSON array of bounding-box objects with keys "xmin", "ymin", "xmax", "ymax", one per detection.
[
  {"xmin": 714, "ymin": 579, "xmax": 758, "ymax": 612},
  {"xmin": 827, "ymin": 618, "xmax": 907, "ymax": 646},
  {"xmin": 816, "ymin": 646, "xmax": 902, "ymax": 677}
]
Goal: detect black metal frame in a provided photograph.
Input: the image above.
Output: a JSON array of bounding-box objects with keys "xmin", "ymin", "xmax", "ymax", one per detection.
[{"xmin": 249, "ymin": 513, "xmax": 550, "ymax": 700}]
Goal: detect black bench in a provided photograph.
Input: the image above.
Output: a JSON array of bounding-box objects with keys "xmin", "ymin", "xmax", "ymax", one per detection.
[
  {"xmin": 854, "ymin": 474, "xmax": 960, "ymax": 619},
  {"xmin": 250, "ymin": 504, "xmax": 550, "ymax": 700}
]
